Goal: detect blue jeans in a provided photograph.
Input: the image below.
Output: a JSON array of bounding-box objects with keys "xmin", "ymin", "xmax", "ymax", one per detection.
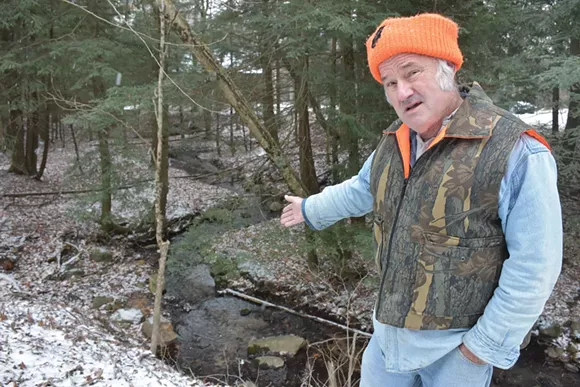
[{"xmin": 360, "ymin": 333, "xmax": 493, "ymax": 387}]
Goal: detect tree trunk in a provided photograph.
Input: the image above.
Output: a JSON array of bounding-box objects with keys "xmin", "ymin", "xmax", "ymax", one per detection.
[
  {"xmin": 294, "ymin": 55, "xmax": 320, "ymax": 269},
  {"xmin": 92, "ymin": 75, "xmax": 114, "ymax": 232},
  {"xmin": 153, "ymin": 103, "xmax": 169, "ymax": 228},
  {"xmin": 179, "ymin": 105, "xmax": 185, "ymax": 138},
  {"xmin": 241, "ymin": 117, "xmax": 248, "ymax": 152},
  {"xmin": 158, "ymin": 0, "xmax": 307, "ymax": 196},
  {"xmin": 215, "ymin": 111, "xmax": 221, "ymax": 156},
  {"xmin": 51, "ymin": 115, "xmax": 57, "ymax": 144},
  {"xmin": 260, "ymin": 6, "xmax": 278, "ymax": 145},
  {"xmin": 329, "ymin": 38, "xmax": 339, "ymax": 183},
  {"xmin": 229, "ymin": 106, "xmax": 235, "ymax": 156},
  {"xmin": 552, "ymin": 87, "xmax": 559, "ymax": 134},
  {"xmin": 149, "ymin": 1, "xmax": 169, "ymax": 227},
  {"xmin": 70, "ymin": 124, "xmax": 83, "ymax": 174},
  {"xmin": 59, "ymin": 119, "xmax": 65, "ymax": 148},
  {"xmin": 283, "ymin": 58, "xmax": 337, "ymax": 158},
  {"xmin": 98, "ymin": 125, "xmax": 113, "ymax": 231},
  {"xmin": 8, "ymin": 109, "xmax": 26, "ymax": 174},
  {"xmin": 566, "ymin": 38, "xmax": 580, "ymax": 131},
  {"xmin": 35, "ymin": 103, "xmax": 50, "ymax": 180},
  {"xmin": 25, "ymin": 109, "xmax": 39, "ymax": 176},
  {"xmin": 203, "ymin": 108, "xmax": 212, "ymax": 141},
  {"xmin": 151, "ymin": 0, "xmax": 170, "ymax": 356},
  {"xmin": 295, "ymin": 58, "xmax": 319, "ymax": 196},
  {"xmin": 147, "ymin": 89, "xmax": 170, "ymax": 204},
  {"xmin": 341, "ymin": 38, "xmax": 359, "ymax": 178},
  {"xmin": 0, "ymin": 116, "xmax": 5, "ymax": 151},
  {"xmin": 262, "ymin": 57, "xmax": 278, "ymax": 143},
  {"xmin": 276, "ymin": 57, "xmax": 281, "ymax": 117}
]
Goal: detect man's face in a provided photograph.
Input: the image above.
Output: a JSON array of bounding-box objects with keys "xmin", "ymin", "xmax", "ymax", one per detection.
[{"xmin": 379, "ymin": 53, "xmax": 458, "ymax": 139}]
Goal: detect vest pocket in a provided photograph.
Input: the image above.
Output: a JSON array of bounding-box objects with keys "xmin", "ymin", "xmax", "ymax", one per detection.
[{"xmin": 419, "ymin": 231, "xmax": 506, "ymax": 317}]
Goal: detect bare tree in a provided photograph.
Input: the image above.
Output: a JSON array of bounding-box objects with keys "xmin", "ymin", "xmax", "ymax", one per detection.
[{"xmin": 151, "ymin": 0, "xmax": 170, "ymax": 356}]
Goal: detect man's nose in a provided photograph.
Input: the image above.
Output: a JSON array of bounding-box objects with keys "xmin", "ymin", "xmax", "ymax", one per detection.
[{"xmin": 397, "ymin": 81, "xmax": 414, "ymax": 102}]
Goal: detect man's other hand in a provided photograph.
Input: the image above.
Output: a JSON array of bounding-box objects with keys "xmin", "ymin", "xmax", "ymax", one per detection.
[
  {"xmin": 280, "ymin": 195, "xmax": 304, "ymax": 227},
  {"xmin": 458, "ymin": 344, "xmax": 487, "ymax": 365}
]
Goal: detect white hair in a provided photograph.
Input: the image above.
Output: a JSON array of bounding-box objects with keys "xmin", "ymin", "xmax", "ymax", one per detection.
[
  {"xmin": 435, "ymin": 59, "xmax": 457, "ymax": 92},
  {"xmin": 384, "ymin": 59, "xmax": 457, "ymax": 104}
]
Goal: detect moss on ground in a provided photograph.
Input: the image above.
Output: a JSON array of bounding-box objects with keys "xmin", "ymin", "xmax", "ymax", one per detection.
[{"xmin": 167, "ymin": 196, "xmax": 262, "ymax": 286}]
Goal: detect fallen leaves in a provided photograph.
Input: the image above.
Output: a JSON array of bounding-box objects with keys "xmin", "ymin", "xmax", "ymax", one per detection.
[{"xmin": 1, "ymin": 143, "xmax": 225, "ymax": 386}]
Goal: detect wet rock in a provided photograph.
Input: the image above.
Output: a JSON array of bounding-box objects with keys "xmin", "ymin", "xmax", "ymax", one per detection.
[
  {"xmin": 568, "ymin": 343, "xmax": 579, "ymax": 354},
  {"xmin": 546, "ymin": 346, "xmax": 565, "ymax": 359},
  {"xmin": 248, "ymin": 335, "xmax": 306, "ymax": 357},
  {"xmin": 92, "ymin": 296, "xmax": 114, "ymax": 309},
  {"xmin": 142, "ymin": 316, "xmax": 177, "ymax": 346},
  {"xmin": 240, "ymin": 308, "xmax": 251, "ymax": 316},
  {"xmin": 565, "ymin": 364, "xmax": 579, "ymax": 373},
  {"xmin": 540, "ymin": 324, "xmax": 562, "ymax": 338},
  {"xmin": 181, "ymin": 265, "xmax": 215, "ymax": 304},
  {"xmin": 90, "ymin": 247, "xmax": 113, "ymax": 262},
  {"xmin": 268, "ymin": 202, "xmax": 283, "ymax": 212},
  {"xmin": 111, "ymin": 308, "xmax": 144, "ymax": 324},
  {"xmin": 253, "ymin": 356, "xmax": 285, "ymax": 370},
  {"xmin": 238, "ymin": 261, "xmax": 274, "ymax": 279}
]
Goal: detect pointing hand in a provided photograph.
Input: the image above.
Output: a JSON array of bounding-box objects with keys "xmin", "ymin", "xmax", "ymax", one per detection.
[{"xmin": 280, "ymin": 195, "xmax": 305, "ymax": 227}]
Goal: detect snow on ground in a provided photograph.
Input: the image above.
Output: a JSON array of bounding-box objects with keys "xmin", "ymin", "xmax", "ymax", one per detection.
[
  {"xmin": 0, "ymin": 293, "xmax": 211, "ymax": 387},
  {"xmin": 0, "ymin": 145, "xmax": 231, "ymax": 387},
  {"xmin": 517, "ymin": 108, "xmax": 569, "ymax": 131}
]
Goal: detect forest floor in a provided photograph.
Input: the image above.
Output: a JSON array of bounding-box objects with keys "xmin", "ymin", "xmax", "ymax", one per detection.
[
  {"xmin": 1, "ymin": 133, "xmax": 580, "ymax": 386},
  {"xmin": 0, "ymin": 144, "xmax": 230, "ymax": 387}
]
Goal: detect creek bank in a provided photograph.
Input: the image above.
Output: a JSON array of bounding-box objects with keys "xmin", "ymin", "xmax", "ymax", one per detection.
[{"xmin": 161, "ymin": 195, "xmax": 340, "ymax": 386}]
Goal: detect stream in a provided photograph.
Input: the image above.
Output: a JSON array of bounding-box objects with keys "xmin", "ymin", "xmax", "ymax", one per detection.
[
  {"xmin": 160, "ymin": 147, "xmax": 580, "ymax": 387},
  {"xmin": 163, "ymin": 147, "xmax": 343, "ymax": 386}
]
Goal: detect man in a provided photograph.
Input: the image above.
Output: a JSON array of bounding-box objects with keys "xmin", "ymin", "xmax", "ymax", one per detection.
[{"xmin": 280, "ymin": 13, "xmax": 562, "ymax": 387}]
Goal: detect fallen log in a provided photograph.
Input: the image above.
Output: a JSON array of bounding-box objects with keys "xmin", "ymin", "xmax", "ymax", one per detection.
[{"xmin": 218, "ymin": 288, "xmax": 372, "ymax": 338}]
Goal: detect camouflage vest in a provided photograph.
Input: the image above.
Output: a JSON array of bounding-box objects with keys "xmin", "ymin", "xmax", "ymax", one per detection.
[{"xmin": 370, "ymin": 82, "xmax": 549, "ymax": 330}]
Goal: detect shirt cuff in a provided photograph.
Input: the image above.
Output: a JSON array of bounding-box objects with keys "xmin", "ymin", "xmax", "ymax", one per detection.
[
  {"xmin": 301, "ymin": 197, "xmax": 317, "ymax": 230},
  {"xmin": 462, "ymin": 324, "xmax": 519, "ymax": 369}
]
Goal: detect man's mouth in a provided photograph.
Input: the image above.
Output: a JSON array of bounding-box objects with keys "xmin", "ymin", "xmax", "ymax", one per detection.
[{"xmin": 405, "ymin": 102, "xmax": 422, "ymax": 112}]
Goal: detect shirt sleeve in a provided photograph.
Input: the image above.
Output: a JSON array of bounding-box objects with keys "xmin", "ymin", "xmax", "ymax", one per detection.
[
  {"xmin": 302, "ymin": 152, "xmax": 375, "ymax": 230},
  {"xmin": 462, "ymin": 135, "xmax": 563, "ymax": 369}
]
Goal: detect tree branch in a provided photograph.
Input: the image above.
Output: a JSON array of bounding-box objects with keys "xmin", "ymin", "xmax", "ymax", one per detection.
[{"xmin": 157, "ymin": 0, "xmax": 307, "ymax": 196}]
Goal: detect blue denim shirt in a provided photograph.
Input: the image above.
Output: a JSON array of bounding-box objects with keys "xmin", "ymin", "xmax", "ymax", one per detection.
[{"xmin": 302, "ymin": 134, "xmax": 562, "ymax": 370}]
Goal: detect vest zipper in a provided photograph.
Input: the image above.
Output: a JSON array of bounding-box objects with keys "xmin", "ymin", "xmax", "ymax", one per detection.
[
  {"xmin": 376, "ymin": 177, "xmax": 408, "ymax": 313},
  {"xmin": 374, "ymin": 215, "xmax": 385, "ymax": 272},
  {"xmin": 376, "ymin": 137, "xmax": 430, "ymax": 319}
]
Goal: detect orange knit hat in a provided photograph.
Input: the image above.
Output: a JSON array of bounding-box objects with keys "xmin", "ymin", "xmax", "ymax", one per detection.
[{"xmin": 366, "ymin": 14, "xmax": 463, "ymax": 84}]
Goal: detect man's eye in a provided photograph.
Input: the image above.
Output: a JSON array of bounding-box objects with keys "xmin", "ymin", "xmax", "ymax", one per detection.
[
  {"xmin": 386, "ymin": 81, "xmax": 397, "ymax": 88},
  {"xmin": 409, "ymin": 70, "xmax": 420, "ymax": 77}
]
